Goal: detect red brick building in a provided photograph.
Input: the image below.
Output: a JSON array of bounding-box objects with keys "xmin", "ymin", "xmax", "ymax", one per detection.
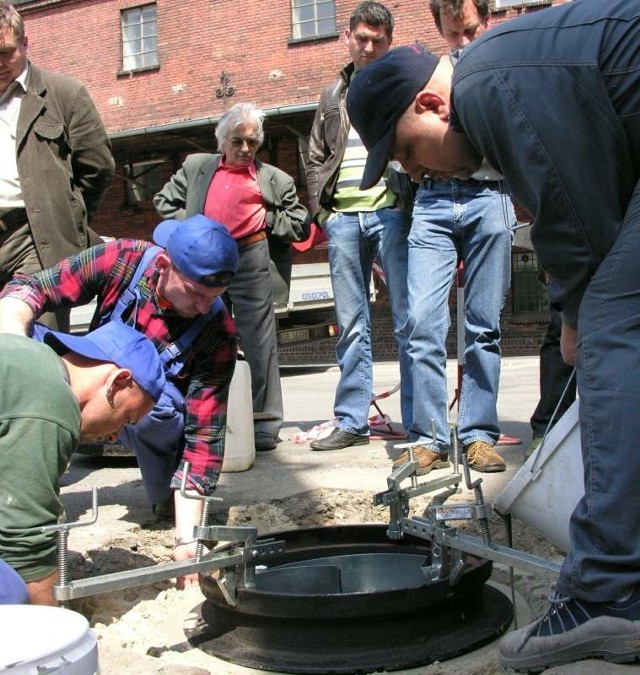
[{"xmin": 14, "ymin": 0, "xmax": 558, "ymax": 361}]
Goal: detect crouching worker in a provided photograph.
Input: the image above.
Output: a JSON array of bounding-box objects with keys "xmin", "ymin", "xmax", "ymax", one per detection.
[
  {"xmin": 0, "ymin": 214, "xmax": 239, "ymax": 589},
  {"xmin": 0, "ymin": 322, "xmax": 165, "ymax": 605}
]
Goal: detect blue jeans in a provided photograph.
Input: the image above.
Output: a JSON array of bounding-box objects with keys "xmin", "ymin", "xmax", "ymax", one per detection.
[
  {"xmin": 408, "ymin": 178, "xmax": 514, "ymax": 451},
  {"xmin": 325, "ymin": 207, "xmax": 412, "ymax": 435},
  {"xmin": 559, "ymin": 178, "xmax": 640, "ymax": 602}
]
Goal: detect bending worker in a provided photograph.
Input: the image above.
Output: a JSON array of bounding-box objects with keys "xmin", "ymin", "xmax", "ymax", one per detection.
[
  {"xmin": 0, "ymin": 213, "xmax": 239, "ymax": 588},
  {"xmin": 345, "ymin": 1, "xmax": 640, "ymax": 671},
  {"xmin": 0, "ymin": 322, "xmax": 165, "ymax": 605}
]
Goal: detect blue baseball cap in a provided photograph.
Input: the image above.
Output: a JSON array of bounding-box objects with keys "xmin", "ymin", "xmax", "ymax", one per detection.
[
  {"xmin": 44, "ymin": 322, "xmax": 166, "ymax": 402},
  {"xmin": 346, "ymin": 44, "xmax": 440, "ymax": 190},
  {"xmin": 153, "ymin": 214, "xmax": 238, "ymax": 288}
]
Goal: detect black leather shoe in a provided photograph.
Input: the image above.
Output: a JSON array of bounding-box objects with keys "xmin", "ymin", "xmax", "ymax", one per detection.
[
  {"xmin": 255, "ymin": 432, "xmax": 278, "ymax": 451},
  {"xmin": 152, "ymin": 495, "xmax": 175, "ymax": 520},
  {"xmin": 310, "ymin": 427, "xmax": 369, "ymax": 451}
]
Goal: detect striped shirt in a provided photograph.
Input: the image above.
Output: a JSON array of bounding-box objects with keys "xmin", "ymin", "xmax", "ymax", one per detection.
[{"xmin": 333, "ymin": 124, "xmax": 396, "ymax": 213}]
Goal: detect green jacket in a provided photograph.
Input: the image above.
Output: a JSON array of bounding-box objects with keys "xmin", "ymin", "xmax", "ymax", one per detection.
[
  {"xmin": 153, "ymin": 153, "xmax": 310, "ymax": 243},
  {"xmin": 0, "ymin": 335, "xmax": 80, "ymax": 583}
]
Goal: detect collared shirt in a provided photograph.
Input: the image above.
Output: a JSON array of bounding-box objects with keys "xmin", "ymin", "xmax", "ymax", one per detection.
[
  {"xmin": 204, "ymin": 158, "xmax": 266, "ymax": 240},
  {"xmin": 0, "ymin": 239, "xmax": 238, "ymax": 494},
  {"xmin": 0, "ymin": 63, "xmax": 28, "ymax": 212}
]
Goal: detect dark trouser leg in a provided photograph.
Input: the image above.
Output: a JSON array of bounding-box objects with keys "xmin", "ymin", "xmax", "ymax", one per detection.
[
  {"xmin": 530, "ymin": 306, "xmax": 576, "ymax": 437},
  {"xmin": 0, "ymin": 223, "xmax": 70, "ymax": 331},
  {"xmin": 228, "ymin": 238, "xmax": 283, "ymax": 439}
]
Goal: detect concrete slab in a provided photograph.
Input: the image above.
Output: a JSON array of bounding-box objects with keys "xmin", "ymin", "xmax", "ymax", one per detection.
[{"xmin": 215, "ymin": 355, "xmax": 537, "ymax": 506}]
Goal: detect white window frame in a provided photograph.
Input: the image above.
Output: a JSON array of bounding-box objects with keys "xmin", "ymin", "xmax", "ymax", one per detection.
[
  {"xmin": 493, "ymin": 0, "xmax": 551, "ymax": 8},
  {"xmin": 122, "ymin": 4, "xmax": 158, "ymax": 72},
  {"xmin": 292, "ymin": 0, "xmax": 336, "ymax": 40}
]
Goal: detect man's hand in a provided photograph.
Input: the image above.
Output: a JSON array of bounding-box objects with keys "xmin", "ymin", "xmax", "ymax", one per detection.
[
  {"xmin": 173, "ymin": 488, "xmax": 204, "ymax": 589},
  {"xmin": 26, "ymin": 569, "xmax": 58, "ymax": 605},
  {"xmin": 172, "ymin": 540, "xmax": 201, "ymax": 589},
  {"xmin": 561, "ymin": 324, "xmax": 578, "ymax": 366},
  {"xmin": 0, "ymin": 297, "xmax": 34, "ymax": 335}
]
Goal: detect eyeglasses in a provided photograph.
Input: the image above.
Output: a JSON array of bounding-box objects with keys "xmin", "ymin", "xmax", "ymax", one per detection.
[{"xmin": 226, "ymin": 136, "xmax": 260, "ymax": 150}]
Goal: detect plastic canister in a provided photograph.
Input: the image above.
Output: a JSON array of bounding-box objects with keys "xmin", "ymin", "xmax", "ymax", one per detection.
[
  {"xmin": 221, "ymin": 359, "xmax": 256, "ymax": 472},
  {"xmin": 0, "ymin": 605, "xmax": 99, "ymax": 674},
  {"xmin": 494, "ymin": 400, "xmax": 583, "ymax": 553}
]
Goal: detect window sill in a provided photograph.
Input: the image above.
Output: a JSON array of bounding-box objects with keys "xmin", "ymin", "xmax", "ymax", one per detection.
[
  {"xmin": 117, "ymin": 64, "xmax": 160, "ymax": 78},
  {"xmin": 287, "ymin": 32, "xmax": 339, "ymax": 46},
  {"xmin": 493, "ymin": 0, "xmax": 551, "ymax": 10}
]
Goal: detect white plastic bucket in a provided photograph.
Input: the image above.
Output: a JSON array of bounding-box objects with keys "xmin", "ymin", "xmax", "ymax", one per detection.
[
  {"xmin": 0, "ymin": 605, "xmax": 99, "ymax": 674},
  {"xmin": 494, "ymin": 400, "xmax": 583, "ymax": 553},
  {"xmin": 221, "ymin": 359, "xmax": 256, "ymax": 472}
]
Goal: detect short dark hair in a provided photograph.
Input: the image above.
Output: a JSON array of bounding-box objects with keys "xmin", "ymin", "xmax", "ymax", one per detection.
[
  {"xmin": 429, "ymin": 0, "xmax": 490, "ymax": 32},
  {"xmin": 349, "ymin": 1, "xmax": 394, "ymax": 39}
]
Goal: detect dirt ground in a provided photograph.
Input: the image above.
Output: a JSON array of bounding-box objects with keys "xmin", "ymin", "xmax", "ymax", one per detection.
[
  {"xmin": 51, "ymin": 357, "xmax": 632, "ymax": 674},
  {"xmin": 61, "ymin": 485, "xmax": 567, "ymax": 675}
]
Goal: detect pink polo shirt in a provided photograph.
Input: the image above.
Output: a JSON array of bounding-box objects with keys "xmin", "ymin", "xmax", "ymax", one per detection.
[{"xmin": 203, "ymin": 159, "xmax": 266, "ymax": 240}]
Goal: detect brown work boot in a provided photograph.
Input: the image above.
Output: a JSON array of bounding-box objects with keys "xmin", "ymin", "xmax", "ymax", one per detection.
[
  {"xmin": 465, "ymin": 441, "xmax": 506, "ymax": 473},
  {"xmin": 392, "ymin": 445, "xmax": 450, "ymax": 476}
]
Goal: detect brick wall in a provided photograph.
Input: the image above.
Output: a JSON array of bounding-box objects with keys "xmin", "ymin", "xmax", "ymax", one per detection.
[
  {"xmin": 19, "ymin": 0, "xmax": 551, "ymax": 135},
  {"xmin": 16, "ymin": 0, "xmax": 556, "ymax": 362},
  {"xmin": 20, "ymin": 0, "xmax": 449, "ymax": 134}
]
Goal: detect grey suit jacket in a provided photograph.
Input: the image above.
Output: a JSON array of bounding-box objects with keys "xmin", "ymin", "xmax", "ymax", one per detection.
[{"xmin": 153, "ymin": 153, "xmax": 310, "ymax": 244}]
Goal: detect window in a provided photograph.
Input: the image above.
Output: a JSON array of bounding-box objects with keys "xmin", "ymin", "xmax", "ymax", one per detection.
[
  {"xmin": 297, "ymin": 136, "xmax": 309, "ymax": 187},
  {"xmin": 292, "ymin": 0, "xmax": 336, "ymax": 40},
  {"xmin": 493, "ymin": 0, "xmax": 550, "ymax": 8},
  {"xmin": 124, "ymin": 160, "xmax": 165, "ymax": 205},
  {"xmin": 122, "ymin": 4, "xmax": 158, "ymax": 72},
  {"xmin": 511, "ymin": 250, "xmax": 548, "ymax": 314}
]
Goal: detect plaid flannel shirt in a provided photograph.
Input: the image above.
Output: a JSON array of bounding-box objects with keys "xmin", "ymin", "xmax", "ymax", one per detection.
[{"xmin": 0, "ymin": 239, "xmax": 238, "ymax": 494}]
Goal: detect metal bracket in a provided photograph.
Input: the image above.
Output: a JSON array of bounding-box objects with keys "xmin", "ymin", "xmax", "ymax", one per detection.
[
  {"xmin": 378, "ymin": 423, "xmax": 562, "ymax": 587},
  {"xmin": 47, "ymin": 463, "xmax": 287, "ymax": 604},
  {"xmin": 52, "ymin": 538, "xmax": 286, "ymax": 602}
]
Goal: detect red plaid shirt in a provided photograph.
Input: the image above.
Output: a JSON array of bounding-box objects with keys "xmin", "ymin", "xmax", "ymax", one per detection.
[{"xmin": 0, "ymin": 239, "xmax": 238, "ymax": 494}]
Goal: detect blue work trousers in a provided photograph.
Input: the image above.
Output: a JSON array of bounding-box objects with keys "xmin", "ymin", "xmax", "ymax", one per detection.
[
  {"xmin": 560, "ymin": 178, "xmax": 640, "ymax": 601},
  {"xmin": 119, "ymin": 380, "xmax": 185, "ymax": 504}
]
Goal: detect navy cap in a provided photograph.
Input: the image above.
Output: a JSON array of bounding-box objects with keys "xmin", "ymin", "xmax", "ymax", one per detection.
[
  {"xmin": 153, "ymin": 214, "xmax": 239, "ymax": 288},
  {"xmin": 44, "ymin": 322, "xmax": 166, "ymax": 402},
  {"xmin": 346, "ymin": 44, "xmax": 440, "ymax": 190}
]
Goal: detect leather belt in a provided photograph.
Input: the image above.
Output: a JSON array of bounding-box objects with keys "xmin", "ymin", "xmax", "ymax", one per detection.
[
  {"xmin": 421, "ymin": 177, "xmax": 503, "ymax": 190},
  {"xmin": 0, "ymin": 208, "xmax": 28, "ymax": 233},
  {"xmin": 236, "ymin": 230, "xmax": 267, "ymax": 249}
]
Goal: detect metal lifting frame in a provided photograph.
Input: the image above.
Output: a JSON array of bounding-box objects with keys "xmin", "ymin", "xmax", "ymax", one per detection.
[
  {"xmin": 45, "ymin": 446, "xmax": 559, "ymax": 608},
  {"xmin": 375, "ymin": 425, "xmax": 560, "ymax": 591}
]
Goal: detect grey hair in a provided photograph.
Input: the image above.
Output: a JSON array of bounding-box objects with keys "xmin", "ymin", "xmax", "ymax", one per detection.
[{"xmin": 215, "ymin": 102, "xmax": 265, "ymax": 148}]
